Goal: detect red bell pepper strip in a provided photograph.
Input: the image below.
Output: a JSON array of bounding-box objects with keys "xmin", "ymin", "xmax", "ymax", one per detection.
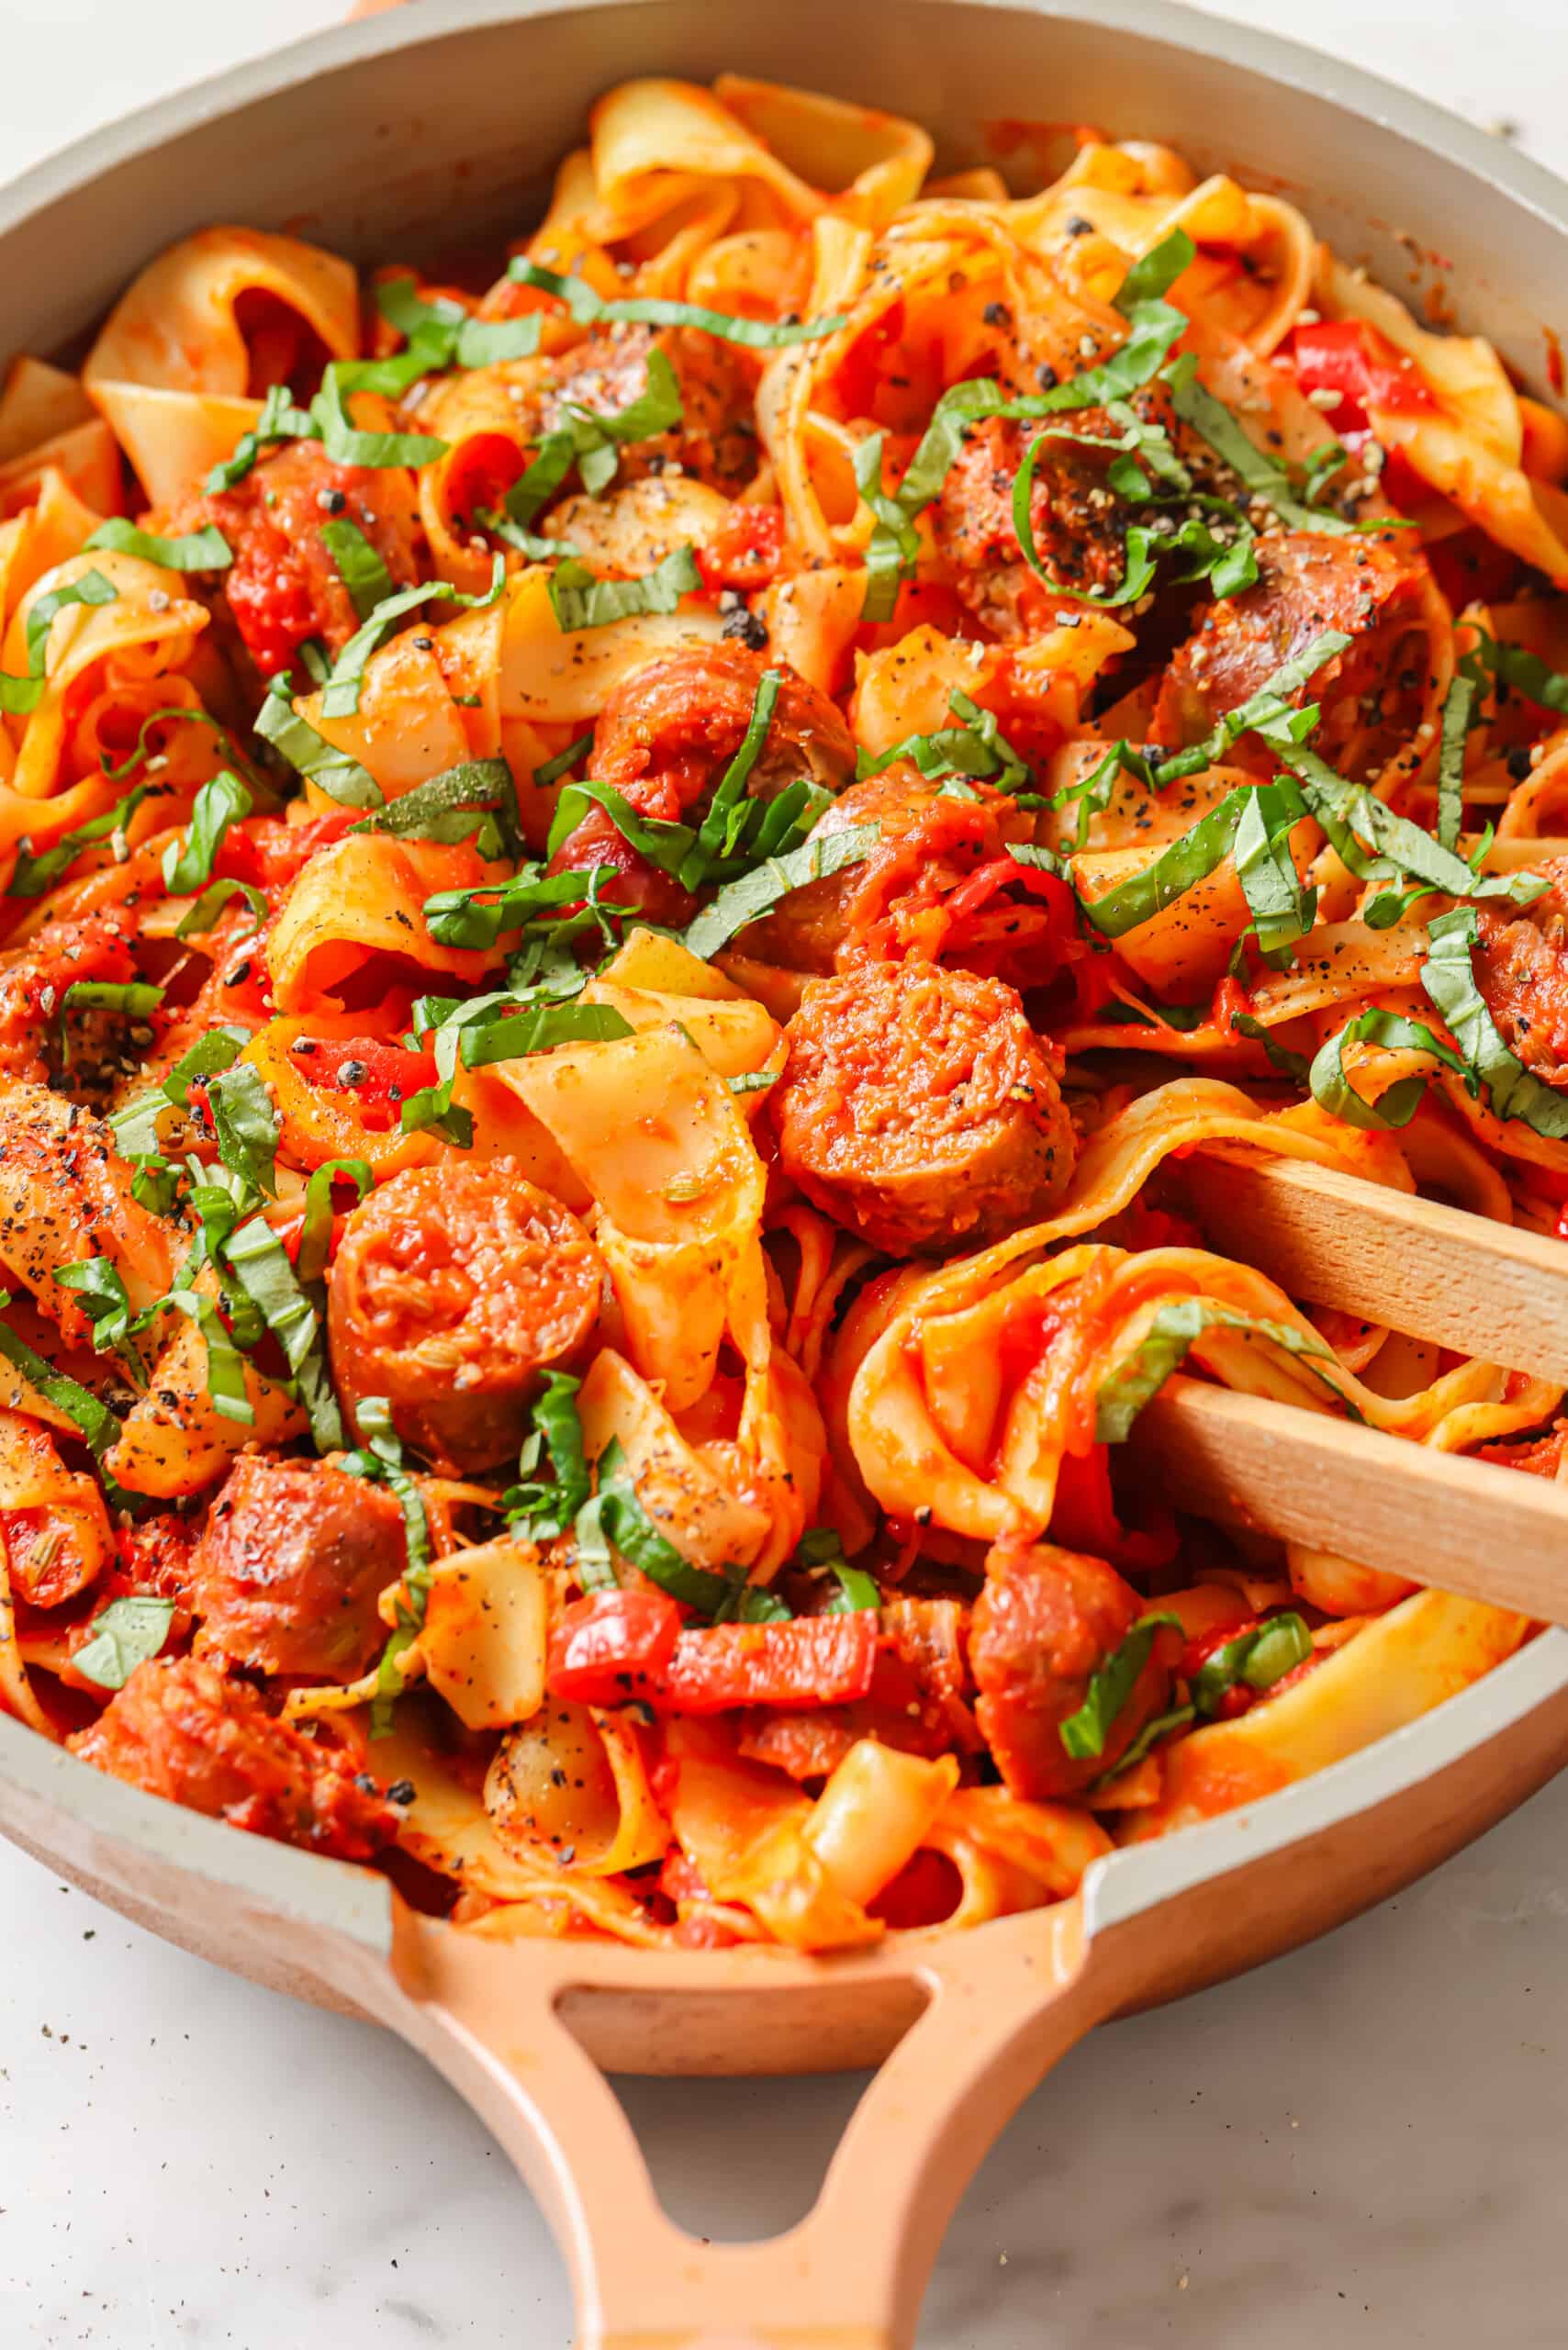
[
  {"xmin": 659, "ymin": 1615, "xmax": 879, "ymax": 1715},
  {"xmin": 547, "ymin": 1589, "xmax": 684, "ymax": 1703},
  {"xmin": 1284, "ymin": 319, "xmax": 1437, "ymax": 435},
  {"xmin": 293, "ymin": 1036, "xmax": 441, "ymax": 1131}
]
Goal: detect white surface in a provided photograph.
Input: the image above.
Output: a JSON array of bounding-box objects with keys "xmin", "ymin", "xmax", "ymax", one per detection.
[{"xmin": 4, "ymin": 4, "xmax": 1568, "ymax": 2344}]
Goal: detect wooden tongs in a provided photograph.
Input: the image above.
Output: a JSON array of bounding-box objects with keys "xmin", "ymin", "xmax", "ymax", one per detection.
[{"xmin": 1128, "ymin": 1152, "xmax": 1568, "ymax": 1622}]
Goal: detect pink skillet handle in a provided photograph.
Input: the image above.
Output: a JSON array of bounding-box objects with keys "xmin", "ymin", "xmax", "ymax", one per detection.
[{"xmin": 387, "ymin": 1900, "xmax": 1114, "ymax": 2350}]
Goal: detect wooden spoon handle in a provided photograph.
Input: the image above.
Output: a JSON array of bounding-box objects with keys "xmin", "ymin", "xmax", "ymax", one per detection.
[{"xmin": 388, "ymin": 1903, "xmax": 1110, "ymax": 2350}]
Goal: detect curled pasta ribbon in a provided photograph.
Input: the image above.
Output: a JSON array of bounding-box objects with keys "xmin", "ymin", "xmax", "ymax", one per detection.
[
  {"xmin": 1124, "ymin": 1590, "xmax": 1529, "ymax": 1842},
  {"xmin": 3, "ymin": 550, "xmax": 208, "ymax": 801},
  {"xmin": 82, "ymin": 227, "xmax": 359, "ymax": 509},
  {"xmin": 265, "ymin": 833, "xmax": 501, "ymax": 1013}
]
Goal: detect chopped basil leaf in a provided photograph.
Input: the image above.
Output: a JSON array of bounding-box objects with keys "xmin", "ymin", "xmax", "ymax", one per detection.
[
  {"xmin": 1281, "ymin": 744, "xmax": 1545, "ymax": 912},
  {"xmin": 351, "ymin": 757, "xmax": 521, "ymax": 857},
  {"xmin": 1308, "ymin": 1005, "xmax": 1471, "ymax": 1131},
  {"xmin": 510, "ymin": 262, "xmax": 847, "ymax": 347},
  {"xmin": 1079, "ymin": 786, "xmax": 1254, "ymax": 937},
  {"xmin": 62, "ymin": 980, "xmax": 163, "ymax": 1021},
  {"xmin": 534, "ymin": 732, "xmax": 595, "ymax": 790},
  {"xmin": 254, "ymin": 672, "xmax": 383, "ymax": 809},
  {"xmin": 572, "ymin": 1435, "xmax": 737, "ymax": 1614},
  {"xmin": 1191, "ymin": 1612, "xmax": 1313, "ymax": 1717},
  {"xmin": 319, "ymin": 519, "xmax": 394, "ymax": 621},
  {"xmin": 174, "ymin": 876, "xmax": 269, "ymax": 939},
  {"xmin": 855, "ymin": 431, "xmax": 922, "ymax": 621},
  {"xmin": 1420, "ymin": 905, "xmax": 1568, "ymax": 1137},
  {"xmin": 859, "ymin": 688, "xmax": 1032, "ymax": 796},
  {"xmin": 823, "ymin": 1561, "xmax": 881, "ymax": 1613},
  {"xmin": 85, "ymin": 518, "xmax": 232, "ymax": 571},
  {"xmin": 73, "ymin": 1596, "xmax": 176, "ymax": 1691},
  {"xmin": 205, "ymin": 1062, "xmax": 281, "ymax": 1195},
  {"xmin": 0, "ymin": 1293, "xmax": 122, "ymax": 1460},
  {"xmin": 1095, "ymin": 1298, "xmax": 1341, "ymax": 1444},
  {"xmin": 1154, "ymin": 631, "xmax": 1351, "ymax": 784},
  {"xmin": 1059, "ymin": 1612, "xmax": 1182, "ymax": 1760},
  {"xmin": 1436, "ymin": 673, "xmax": 1477, "ymax": 852},
  {"xmin": 0, "ymin": 571, "xmax": 118, "ymax": 715},
  {"xmin": 1093, "ymin": 1700, "xmax": 1194, "ymax": 1785},
  {"xmin": 166, "ymin": 1285, "xmax": 253, "ymax": 1425},
  {"xmin": 399, "ymin": 997, "xmax": 631, "ymax": 1144},
  {"xmin": 422, "ymin": 861, "xmax": 622, "ymax": 952},
  {"xmin": 9, "ymin": 782, "xmax": 151, "ymax": 897},
  {"xmin": 726, "ymin": 1067, "xmax": 778, "ymax": 1096},
  {"xmin": 547, "ymin": 544, "xmax": 700, "ymax": 632},
  {"xmin": 319, "ymin": 556, "xmax": 505, "ymax": 720},
  {"xmin": 52, "ymin": 1258, "xmax": 136, "ymax": 1352},
  {"xmin": 1167, "ymin": 353, "xmax": 1373, "ymax": 537},
  {"xmin": 1233, "ymin": 780, "xmax": 1316, "ymax": 963},
  {"xmin": 162, "ymin": 769, "xmax": 252, "ymax": 896},
  {"xmin": 681, "ymin": 822, "xmax": 879, "ymax": 958},
  {"xmin": 350, "ymin": 1397, "xmax": 433, "ymax": 1735},
  {"xmin": 502, "ymin": 346, "xmax": 684, "ymax": 528},
  {"xmin": 1114, "ymin": 227, "xmax": 1196, "ymax": 308},
  {"xmin": 223, "ymin": 1212, "xmax": 342, "ymax": 1451},
  {"xmin": 309, "ymin": 365, "xmax": 449, "ymax": 470},
  {"xmin": 1229, "ymin": 1009, "xmax": 1311, "ymax": 1081},
  {"xmin": 1461, "ymin": 629, "xmax": 1568, "ymax": 716},
  {"xmin": 205, "ymin": 385, "xmax": 315, "ymax": 493},
  {"xmin": 375, "ymin": 274, "xmax": 543, "ymax": 374},
  {"xmin": 298, "ymin": 1158, "xmax": 373, "ymax": 1285},
  {"xmin": 505, "ymin": 1370, "xmax": 592, "ymax": 1539}
]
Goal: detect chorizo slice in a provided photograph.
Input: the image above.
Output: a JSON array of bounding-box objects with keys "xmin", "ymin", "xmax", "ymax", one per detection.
[
  {"xmin": 1149, "ymin": 530, "xmax": 1429, "ymax": 764},
  {"xmin": 743, "ymin": 765, "xmax": 1071, "ymax": 989},
  {"xmin": 1473, "ymin": 856, "xmax": 1568, "ymax": 1088},
  {"xmin": 68, "ymin": 1655, "xmax": 400, "ymax": 1862},
  {"xmin": 539, "ymin": 325, "xmax": 758, "ymax": 495},
  {"xmin": 548, "ymin": 643, "xmax": 854, "ymax": 921},
  {"xmin": 189, "ymin": 1453, "xmax": 405, "ymax": 1681},
  {"xmin": 935, "ymin": 411, "xmax": 1133, "ymax": 637},
  {"xmin": 969, "ymin": 1537, "xmax": 1174, "ymax": 1799},
  {"xmin": 769, "ymin": 959, "xmax": 1077, "ymax": 1255},
  {"xmin": 327, "ymin": 1158, "xmax": 605, "ymax": 1472}
]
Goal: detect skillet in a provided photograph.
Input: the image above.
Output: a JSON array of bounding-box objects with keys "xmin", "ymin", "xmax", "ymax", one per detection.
[{"xmin": 5, "ymin": 6, "xmax": 1568, "ymax": 2339}]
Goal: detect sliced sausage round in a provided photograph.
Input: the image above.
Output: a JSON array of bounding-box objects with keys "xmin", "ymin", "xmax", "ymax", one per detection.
[
  {"xmin": 769, "ymin": 959, "xmax": 1077, "ymax": 1255},
  {"xmin": 970, "ymin": 1537, "xmax": 1173, "ymax": 1799},
  {"xmin": 189, "ymin": 1453, "xmax": 405, "ymax": 1682},
  {"xmin": 1473, "ymin": 856, "xmax": 1568, "ymax": 1089},
  {"xmin": 68, "ymin": 1654, "xmax": 399, "ymax": 1861},
  {"xmin": 327, "ymin": 1158, "xmax": 605, "ymax": 1472}
]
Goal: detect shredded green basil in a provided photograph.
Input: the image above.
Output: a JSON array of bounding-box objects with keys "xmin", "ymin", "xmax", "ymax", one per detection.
[
  {"xmin": 1094, "ymin": 1298, "xmax": 1343, "ymax": 1443},
  {"xmin": 162, "ymin": 770, "xmax": 252, "ymax": 896},
  {"xmin": 350, "ymin": 757, "xmax": 521, "ymax": 857},
  {"xmin": 73, "ymin": 1596, "xmax": 177, "ymax": 1691},
  {"xmin": 547, "ymin": 544, "xmax": 700, "ymax": 632},
  {"xmin": 1059, "ymin": 1612, "xmax": 1182, "ymax": 1761},
  {"xmin": 1420, "ymin": 905, "xmax": 1568, "ymax": 1137},
  {"xmin": 1308, "ymin": 1006, "xmax": 1472, "ymax": 1131},
  {"xmin": 681, "ymin": 822, "xmax": 880, "ymax": 958},
  {"xmin": 255, "ymin": 672, "xmax": 383, "ymax": 809},
  {"xmin": 0, "ymin": 572, "xmax": 118, "ymax": 715},
  {"xmin": 510, "ymin": 261, "xmax": 847, "ymax": 348}
]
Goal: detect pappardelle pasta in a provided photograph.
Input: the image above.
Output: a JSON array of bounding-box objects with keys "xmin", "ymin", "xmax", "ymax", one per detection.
[{"xmin": 3, "ymin": 74, "xmax": 1564, "ymax": 1952}]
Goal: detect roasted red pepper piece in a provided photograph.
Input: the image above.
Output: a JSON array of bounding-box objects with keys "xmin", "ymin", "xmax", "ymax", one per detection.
[
  {"xmin": 292, "ymin": 1035, "xmax": 440, "ymax": 1130},
  {"xmin": 1284, "ymin": 319, "xmax": 1437, "ymax": 434},
  {"xmin": 547, "ymin": 1588, "xmax": 684, "ymax": 1703},
  {"xmin": 659, "ymin": 1614, "xmax": 879, "ymax": 1715}
]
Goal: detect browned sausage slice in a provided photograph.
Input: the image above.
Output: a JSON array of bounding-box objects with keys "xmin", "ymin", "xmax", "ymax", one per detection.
[
  {"xmin": 68, "ymin": 1655, "xmax": 399, "ymax": 1862},
  {"xmin": 769, "ymin": 959, "xmax": 1076, "ymax": 1255},
  {"xmin": 1473, "ymin": 856, "xmax": 1568, "ymax": 1088},
  {"xmin": 969, "ymin": 1538, "xmax": 1173, "ymax": 1799},
  {"xmin": 327, "ymin": 1158, "xmax": 605, "ymax": 1472},
  {"xmin": 189, "ymin": 1453, "xmax": 405, "ymax": 1681}
]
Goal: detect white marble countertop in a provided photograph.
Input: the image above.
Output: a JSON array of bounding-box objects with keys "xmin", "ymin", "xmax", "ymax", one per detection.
[{"xmin": 4, "ymin": 5, "xmax": 1568, "ymax": 2344}]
